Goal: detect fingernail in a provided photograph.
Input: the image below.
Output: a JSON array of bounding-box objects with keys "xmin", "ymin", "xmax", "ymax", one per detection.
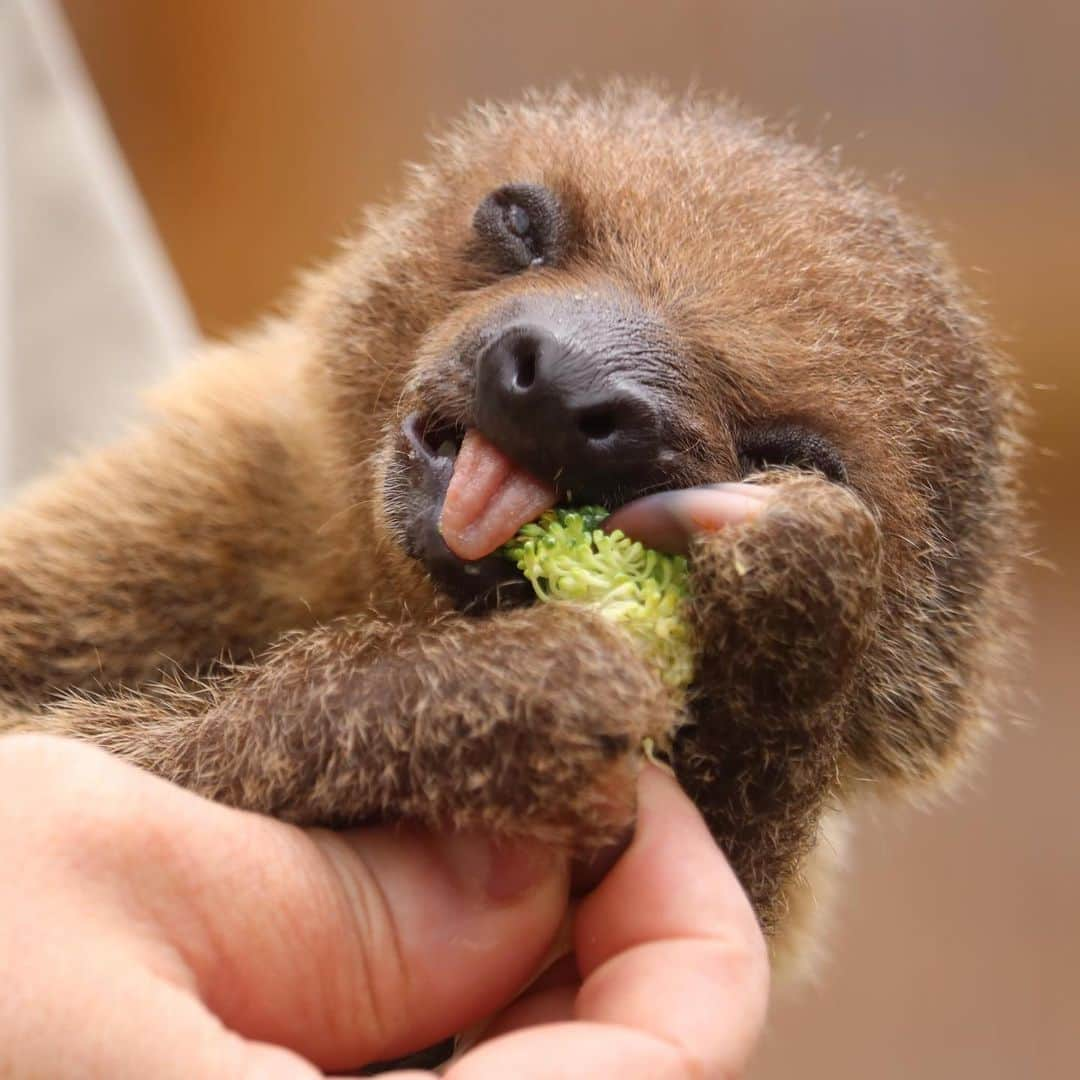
[{"xmin": 442, "ymin": 831, "xmax": 557, "ymax": 904}]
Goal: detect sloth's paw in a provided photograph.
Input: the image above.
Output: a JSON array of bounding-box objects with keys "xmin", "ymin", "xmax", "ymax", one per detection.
[
  {"xmin": 688, "ymin": 473, "xmax": 883, "ymax": 716},
  {"xmin": 400, "ymin": 604, "xmax": 678, "ymax": 851}
]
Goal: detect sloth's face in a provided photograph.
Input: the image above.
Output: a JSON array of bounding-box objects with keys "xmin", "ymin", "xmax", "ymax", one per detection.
[
  {"xmin": 312, "ymin": 93, "xmax": 1005, "ymax": 620},
  {"xmin": 377, "ymin": 180, "xmax": 852, "ymax": 610}
]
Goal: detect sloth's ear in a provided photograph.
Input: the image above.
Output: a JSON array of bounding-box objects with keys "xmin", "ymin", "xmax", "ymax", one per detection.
[{"xmin": 471, "ymin": 183, "xmax": 568, "ymax": 272}]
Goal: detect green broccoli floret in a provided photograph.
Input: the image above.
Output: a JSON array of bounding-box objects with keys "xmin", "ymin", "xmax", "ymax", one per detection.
[{"xmin": 502, "ymin": 507, "xmax": 695, "ymax": 696}]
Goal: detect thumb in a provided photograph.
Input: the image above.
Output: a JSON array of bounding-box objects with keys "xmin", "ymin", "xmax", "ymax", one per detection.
[{"xmin": 127, "ymin": 787, "xmax": 570, "ymax": 1073}]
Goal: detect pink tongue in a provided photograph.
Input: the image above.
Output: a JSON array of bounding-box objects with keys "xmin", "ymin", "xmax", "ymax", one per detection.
[{"xmin": 440, "ymin": 430, "xmax": 557, "ymax": 561}]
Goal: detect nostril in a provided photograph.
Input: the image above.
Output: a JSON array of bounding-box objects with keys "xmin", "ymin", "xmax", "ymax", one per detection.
[
  {"xmin": 578, "ymin": 407, "xmax": 617, "ymax": 441},
  {"xmin": 511, "ymin": 341, "xmax": 537, "ymax": 390}
]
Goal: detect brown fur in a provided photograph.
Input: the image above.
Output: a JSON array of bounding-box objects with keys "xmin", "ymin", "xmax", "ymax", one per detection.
[{"xmin": 0, "ymin": 85, "xmax": 1022, "ymax": 957}]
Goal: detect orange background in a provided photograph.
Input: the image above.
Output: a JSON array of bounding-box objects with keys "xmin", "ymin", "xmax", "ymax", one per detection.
[{"xmin": 62, "ymin": 2, "xmax": 1078, "ymax": 1075}]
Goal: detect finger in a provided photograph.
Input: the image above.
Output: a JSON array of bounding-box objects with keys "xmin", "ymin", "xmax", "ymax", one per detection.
[
  {"xmin": 604, "ymin": 483, "xmax": 773, "ymax": 554},
  {"xmin": 448, "ymin": 768, "xmax": 769, "ymax": 1080},
  {"xmin": 445, "ymin": 1022, "xmax": 690, "ymax": 1079},
  {"xmin": 480, "ymin": 984, "xmax": 578, "ymax": 1037},
  {"xmin": 572, "ymin": 766, "xmax": 770, "ymax": 1076},
  {"xmin": 478, "ymin": 954, "xmax": 580, "ymax": 1038}
]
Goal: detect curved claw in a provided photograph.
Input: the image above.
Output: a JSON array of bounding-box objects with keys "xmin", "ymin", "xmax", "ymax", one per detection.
[{"xmin": 604, "ymin": 483, "xmax": 774, "ymax": 555}]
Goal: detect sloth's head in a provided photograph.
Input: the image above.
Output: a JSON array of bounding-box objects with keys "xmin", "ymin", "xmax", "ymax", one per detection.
[{"xmin": 308, "ymin": 85, "xmax": 1019, "ymax": 774}]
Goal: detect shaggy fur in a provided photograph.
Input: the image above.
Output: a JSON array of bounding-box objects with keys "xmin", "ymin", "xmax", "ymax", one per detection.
[{"xmin": 0, "ymin": 85, "xmax": 1022, "ymax": 958}]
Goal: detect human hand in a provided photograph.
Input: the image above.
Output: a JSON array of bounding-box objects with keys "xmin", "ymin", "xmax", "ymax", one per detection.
[
  {"xmin": 0, "ymin": 731, "xmax": 767, "ymax": 1078},
  {"xmin": 434, "ymin": 763, "xmax": 770, "ymax": 1079}
]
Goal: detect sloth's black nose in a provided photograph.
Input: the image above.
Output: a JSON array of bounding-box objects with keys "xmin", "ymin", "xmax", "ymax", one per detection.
[{"xmin": 474, "ymin": 323, "xmax": 663, "ymax": 491}]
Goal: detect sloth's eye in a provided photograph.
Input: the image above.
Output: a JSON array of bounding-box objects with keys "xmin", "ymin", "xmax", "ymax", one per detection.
[
  {"xmin": 505, "ymin": 203, "xmax": 532, "ymax": 238},
  {"xmin": 473, "ymin": 183, "xmax": 564, "ymax": 272},
  {"xmin": 737, "ymin": 423, "xmax": 848, "ymax": 483}
]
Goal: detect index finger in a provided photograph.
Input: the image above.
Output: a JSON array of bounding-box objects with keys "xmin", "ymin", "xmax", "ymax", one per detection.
[
  {"xmin": 574, "ymin": 766, "xmax": 770, "ymax": 1073},
  {"xmin": 443, "ymin": 767, "xmax": 770, "ymax": 1079}
]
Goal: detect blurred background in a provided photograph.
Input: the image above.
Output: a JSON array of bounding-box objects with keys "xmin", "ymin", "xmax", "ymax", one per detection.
[{"xmin": 9, "ymin": 0, "xmax": 1080, "ymax": 1074}]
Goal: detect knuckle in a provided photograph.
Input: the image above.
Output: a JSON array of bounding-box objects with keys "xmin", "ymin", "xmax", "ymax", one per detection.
[
  {"xmin": 0, "ymin": 732, "xmax": 99, "ymax": 809},
  {"xmin": 725, "ymin": 920, "xmax": 771, "ymax": 988},
  {"xmin": 321, "ymin": 840, "xmax": 409, "ymax": 1048},
  {"xmin": 0, "ymin": 729, "xmax": 83, "ymax": 772},
  {"xmin": 0, "ymin": 732, "xmax": 146, "ymax": 855}
]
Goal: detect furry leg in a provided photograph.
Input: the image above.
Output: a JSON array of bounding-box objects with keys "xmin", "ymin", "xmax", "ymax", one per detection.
[{"xmin": 41, "ymin": 605, "xmax": 678, "ymax": 851}]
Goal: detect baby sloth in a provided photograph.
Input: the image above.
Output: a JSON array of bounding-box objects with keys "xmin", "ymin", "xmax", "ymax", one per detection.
[{"xmin": 0, "ymin": 87, "xmax": 1020, "ymax": 963}]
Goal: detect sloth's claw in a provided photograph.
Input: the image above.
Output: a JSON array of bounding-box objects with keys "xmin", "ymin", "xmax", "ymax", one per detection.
[{"xmin": 604, "ymin": 483, "xmax": 774, "ymax": 555}]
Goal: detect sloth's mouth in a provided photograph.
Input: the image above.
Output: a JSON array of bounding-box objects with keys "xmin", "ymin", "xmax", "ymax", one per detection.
[
  {"xmin": 414, "ymin": 413, "xmax": 467, "ymax": 463},
  {"xmin": 440, "ymin": 433, "xmax": 558, "ymax": 561},
  {"xmin": 410, "ymin": 413, "xmax": 561, "ymax": 561},
  {"xmin": 393, "ymin": 413, "xmax": 539, "ymax": 612},
  {"xmin": 393, "ymin": 410, "xmax": 683, "ymax": 611}
]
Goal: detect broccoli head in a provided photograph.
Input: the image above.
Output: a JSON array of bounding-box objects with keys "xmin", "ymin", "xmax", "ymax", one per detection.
[{"xmin": 502, "ymin": 507, "xmax": 695, "ymax": 697}]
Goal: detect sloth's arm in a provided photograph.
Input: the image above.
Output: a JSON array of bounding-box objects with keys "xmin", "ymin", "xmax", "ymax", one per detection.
[
  {"xmin": 40, "ymin": 604, "xmax": 676, "ymax": 848},
  {"xmin": 676, "ymin": 475, "xmax": 883, "ymax": 929},
  {"xmin": 0, "ymin": 337, "xmax": 355, "ymax": 719}
]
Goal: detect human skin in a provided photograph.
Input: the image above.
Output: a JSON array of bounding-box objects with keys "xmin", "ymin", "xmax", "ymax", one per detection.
[{"xmin": 0, "ymin": 735, "xmax": 769, "ymax": 1079}]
